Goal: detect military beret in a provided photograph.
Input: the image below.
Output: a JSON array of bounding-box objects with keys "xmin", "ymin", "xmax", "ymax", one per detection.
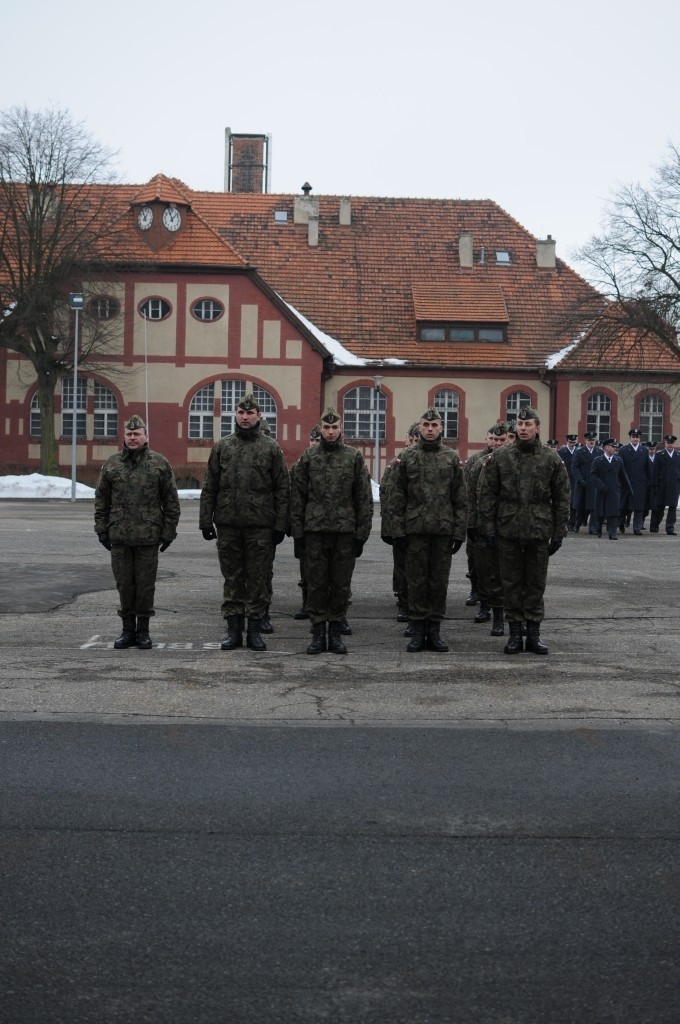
[
  {"xmin": 124, "ymin": 414, "xmax": 146, "ymax": 431},
  {"xmin": 320, "ymin": 407, "xmax": 341, "ymax": 424},
  {"xmin": 237, "ymin": 394, "xmax": 260, "ymax": 412},
  {"xmin": 516, "ymin": 406, "xmax": 540, "ymax": 423},
  {"xmin": 420, "ymin": 407, "xmax": 442, "ymax": 422}
]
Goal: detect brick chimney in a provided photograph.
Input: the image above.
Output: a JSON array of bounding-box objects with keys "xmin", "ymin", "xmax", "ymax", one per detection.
[{"xmin": 224, "ymin": 129, "xmax": 271, "ymax": 193}]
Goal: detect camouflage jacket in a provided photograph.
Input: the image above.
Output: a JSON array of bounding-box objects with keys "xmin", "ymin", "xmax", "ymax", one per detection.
[
  {"xmin": 464, "ymin": 444, "xmax": 493, "ymax": 530},
  {"xmin": 477, "ymin": 436, "xmax": 571, "ymax": 541},
  {"xmin": 199, "ymin": 427, "xmax": 290, "ymax": 532},
  {"xmin": 378, "ymin": 453, "xmax": 404, "ymax": 537},
  {"xmin": 290, "ymin": 439, "xmax": 373, "ymax": 540},
  {"xmin": 94, "ymin": 444, "xmax": 180, "ymax": 546},
  {"xmin": 388, "ymin": 437, "xmax": 468, "ymax": 539}
]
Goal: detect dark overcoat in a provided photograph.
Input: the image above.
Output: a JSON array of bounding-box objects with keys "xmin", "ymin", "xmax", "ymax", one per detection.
[
  {"xmin": 570, "ymin": 445, "xmax": 603, "ymax": 512},
  {"xmin": 591, "ymin": 454, "xmax": 633, "ymax": 518},
  {"xmin": 652, "ymin": 448, "xmax": 680, "ymax": 508},
  {"xmin": 618, "ymin": 442, "xmax": 651, "ymax": 511}
]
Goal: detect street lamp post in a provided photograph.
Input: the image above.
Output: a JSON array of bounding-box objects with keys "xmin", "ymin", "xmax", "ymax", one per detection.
[
  {"xmin": 68, "ymin": 293, "xmax": 84, "ymax": 502},
  {"xmin": 373, "ymin": 375, "xmax": 384, "ymax": 482}
]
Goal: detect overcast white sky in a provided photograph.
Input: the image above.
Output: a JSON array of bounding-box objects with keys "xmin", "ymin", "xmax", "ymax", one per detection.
[{"xmin": 3, "ymin": 0, "xmax": 679, "ymax": 274}]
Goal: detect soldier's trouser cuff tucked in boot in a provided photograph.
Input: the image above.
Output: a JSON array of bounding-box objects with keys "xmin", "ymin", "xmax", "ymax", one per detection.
[
  {"xmin": 221, "ymin": 615, "xmax": 244, "ymax": 651},
  {"xmin": 503, "ymin": 621, "xmax": 524, "ymax": 655},
  {"xmin": 136, "ymin": 616, "xmax": 153, "ymax": 650},
  {"xmin": 246, "ymin": 618, "xmax": 267, "ymax": 651},
  {"xmin": 328, "ymin": 621, "xmax": 348, "ymax": 655},
  {"xmin": 306, "ymin": 621, "xmax": 327, "ymax": 655},
  {"xmin": 426, "ymin": 620, "xmax": 449, "ymax": 653},
  {"xmin": 525, "ymin": 620, "xmax": 548, "ymax": 655},
  {"xmin": 406, "ymin": 620, "xmax": 426, "ymax": 653},
  {"xmin": 114, "ymin": 615, "xmax": 137, "ymax": 650},
  {"xmin": 490, "ymin": 607, "xmax": 505, "ymax": 636}
]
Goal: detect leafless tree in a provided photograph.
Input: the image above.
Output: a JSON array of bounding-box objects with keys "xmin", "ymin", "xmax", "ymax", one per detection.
[
  {"xmin": 565, "ymin": 143, "xmax": 680, "ymax": 380},
  {"xmin": 0, "ymin": 105, "xmax": 129, "ymax": 473}
]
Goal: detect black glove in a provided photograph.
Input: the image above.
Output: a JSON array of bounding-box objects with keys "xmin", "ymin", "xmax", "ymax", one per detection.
[
  {"xmin": 451, "ymin": 539, "xmax": 463, "ymax": 555},
  {"xmin": 354, "ymin": 538, "xmax": 364, "ymax": 558},
  {"xmin": 382, "ymin": 535, "xmax": 393, "ymax": 545},
  {"xmin": 467, "ymin": 527, "xmax": 478, "ymax": 542},
  {"xmin": 484, "ymin": 533, "xmax": 497, "ymax": 551},
  {"xmin": 548, "ymin": 537, "xmax": 563, "ymax": 557},
  {"xmin": 293, "ymin": 537, "xmax": 305, "ymax": 559},
  {"xmin": 273, "ymin": 530, "xmax": 286, "ymax": 546},
  {"xmin": 201, "ymin": 527, "xmax": 217, "ymax": 541},
  {"xmin": 98, "ymin": 531, "xmax": 112, "ymax": 551},
  {"xmin": 159, "ymin": 538, "xmax": 173, "ymax": 552}
]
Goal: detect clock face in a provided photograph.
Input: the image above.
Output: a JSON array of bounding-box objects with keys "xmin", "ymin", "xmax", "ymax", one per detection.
[
  {"xmin": 163, "ymin": 205, "xmax": 182, "ymax": 232},
  {"xmin": 138, "ymin": 206, "xmax": 153, "ymax": 230}
]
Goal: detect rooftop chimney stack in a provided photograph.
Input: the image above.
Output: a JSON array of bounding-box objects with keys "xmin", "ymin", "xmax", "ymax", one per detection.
[
  {"xmin": 536, "ymin": 235, "xmax": 557, "ymax": 269},
  {"xmin": 294, "ymin": 183, "xmax": 319, "ymax": 226},
  {"xmin": 224, "ymin": 129, "xmax": 271, "ymax": 193},
  {"xmin": 459, "ymin": 232, "xmax": 474, "ymax": 268}
]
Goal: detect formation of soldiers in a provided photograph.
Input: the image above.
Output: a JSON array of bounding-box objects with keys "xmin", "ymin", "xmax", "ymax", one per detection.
[
  {"xmin": 556, "ymin": 429, "xmax": 679, "ymax": 539},
  {"xmin": 93, "ymin": 399, "xmax": 678, "ymax": 657}
]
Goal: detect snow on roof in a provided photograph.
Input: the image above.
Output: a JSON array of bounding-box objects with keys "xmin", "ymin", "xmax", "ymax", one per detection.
[
  {"xmin": 545, "ymin": 337, "xmax": 580, "ymax": 369},
  {"xmin": 282, "ymin": 300, "xmax": 367, "ymax": 366}
]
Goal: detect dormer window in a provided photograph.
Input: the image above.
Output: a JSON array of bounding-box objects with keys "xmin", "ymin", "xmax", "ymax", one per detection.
[
  {"xmin": 418, "ymin": 322, "xmax": 507, "ymax": 343},
  {"xmin": 495, "ymin": 250, "xmax": 511, "ymax": 265}
]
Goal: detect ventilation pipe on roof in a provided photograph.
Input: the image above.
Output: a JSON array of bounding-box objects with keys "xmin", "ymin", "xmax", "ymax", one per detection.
[
  {"xmin": 294, "ymin": 182, "xmax": 319, "ymax": 225},
  {"xmin": 537, "ymin": 235, "xmax": 557, "ymax": 268},
  {"xmin": 459, "ymin": 232, "xmax": 474, "ymax": 268}
]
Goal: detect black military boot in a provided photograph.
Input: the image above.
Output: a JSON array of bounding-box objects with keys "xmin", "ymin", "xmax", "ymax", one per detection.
[
  {"xmin": 328, "ymin": 621, "xmax": 348, "ymax": 655},
  {"xmin": 490, "ymin": 607, "xmax": 505, "ymax": 637},
  {"xmin": 525, "ymin": 621, "xmax": 549, "ymax": 655},
  {"xmin": 260, "ymin": 606, "xmax": 273, "ymax": 634},
  {"xmin": 294, "ymin": 590, "xmax": 309, "ymax": 620},
  {"xmin": 474, "ymin": 603, "xmax": 491, "ymax": 623},
  {"xmin": 338, "ymin": 616, "xmax": 352, "ymax": 636},
  {"xmin": 113, "ymin": 615, "xmax": 137, "ymax": 649},
  {"xmin": 426, "ymin": 620, "xmax": 449, "ymax": 653},
  {"xmin": 246, "ymin": 618, "xmax": 267, "ymax": 651},
  {"xmin": 396, "ymin": 605, "xmax": 409, "ymax": 622},
  {"xmin": 220, "ymin": 615, "xmax": 244, "ymax": 651},
  {"xmin": 465, "ymin": 589, "xmax": 479, "ymax": 606},
  {"xmin": 306, "ymin": 622, "xmax": 327, "ymax": 655},
  {"xmin": 136, "ymin": 616, "xmax": 152, "ymax": 650},
  {"xmin": 406, "ymin": 621, "xmax": 426, "ymax": 653},
  {"xmin": 503, "ymin": 621, "xmax": 524, "ymax": 655}
]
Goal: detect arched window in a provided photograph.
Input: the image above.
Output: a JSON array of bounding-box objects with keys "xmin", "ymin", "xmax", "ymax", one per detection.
[
  {"xmin": 189, "ymin": 384, "xmax": 215, "ymax": 439},
  {"xmin": 505, "ymin": 390, "xmax": 531, "ymax": 425},
  {"xmin": 93, "ymin": 383, "xmax": 118, "ymax": 437},
  {"xmin": 587, "ymin": 392, "xmax": 611, "ymax": 438},
  {"xmin": 639, "ymin": 394, "xmax": 664, "ymax": 443},
  {"xmin": 433, "ymin": 389, "xmax": 459, "ymax": 440},
  {"xmin": 187, "ymin": 380, "xmax": 278, "ymax": 441},
  {"xmin": 30, "ymin": 393, "xmax": 41, "ymax": 436},
  {"xmin": 61, "ymin": 377, "xmax": 87, "ymax": 438},
  {"xmin": 342, "ymin": 386, "xmax": 386, "ymax": 440}
]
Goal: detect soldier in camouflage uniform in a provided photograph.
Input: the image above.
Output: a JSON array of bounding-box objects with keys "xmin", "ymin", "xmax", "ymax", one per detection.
[
  {"xmin": 290, "ymin": 407, "xmax": 373, "ymax": 655},
  {"xmin": 389, "ymin": 407, "xmax": 468, "ymax": 653},
  {"xmin": 380, "ymin": 422, "xmax": 419, "ymax": 622},
  {"xmin": 94, "ymin": 414, "xmax": 180, "ymax": 650},
  {"xmin": 477, "ymin": 406, "xmax": 571, "ymax": 655},
  {"xmin": 467, "ymin": 423, "xmax": 509, "ymax": 637},
  {"xmin": 290, "ymin": 425, "xmax": 322, "ymax": 620},
  {"xmin": 199, "ymin": 394, "xmax": 290, "ymax": 652}
]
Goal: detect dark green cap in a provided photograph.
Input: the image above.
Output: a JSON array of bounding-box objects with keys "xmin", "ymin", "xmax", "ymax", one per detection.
[
  {"xmin": 516, "ymin": 406, "xmax": 540, "ymax": 423},
  {"xmin": 420, "ymin": 407, "xmax": 442, "ymax": 422},
  {"xmin": 320, "ymin": 406, "xmax": 341, "ymax": 424},
  {"xmin": 237, "ymin": 394, "xmax": 260, "ymax": 412}
]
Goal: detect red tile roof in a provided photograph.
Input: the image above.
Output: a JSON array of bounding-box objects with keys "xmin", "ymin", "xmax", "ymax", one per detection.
[{"xmin": 412, "ymin": 282, "xmax": 509, "ymax": 323}]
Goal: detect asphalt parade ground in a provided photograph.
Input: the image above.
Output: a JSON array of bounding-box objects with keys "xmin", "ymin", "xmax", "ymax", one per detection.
[{"xmin": 1, "ymin": 500, "xmax": 679, "ymax": 1023}]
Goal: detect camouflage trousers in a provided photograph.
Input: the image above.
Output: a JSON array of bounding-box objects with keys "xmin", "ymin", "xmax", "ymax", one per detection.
[
  {"xmin": 472, "ymin": 536, "xmax": 503, "ymax": 607},
  {"xmin": 392, "ymin": 538, "xmax": 408, "ymax": 608},
  {"xmin": 405, "ymin": 534, "xmax": 453, "ymax": 621},
  {"xmin": 217, "ymin": 526, "xmax": 273, "ymax": 618},
  {"xmin": 111, "ymin": 544, "xmax": 159, "ymax": 618},
  {"xmin": 303, "ymin": 532, "xmax": 356, "ymax": 624},
  {"xmin": 497, "ymin": 538, "xmax": 550, "ymax": 623}
]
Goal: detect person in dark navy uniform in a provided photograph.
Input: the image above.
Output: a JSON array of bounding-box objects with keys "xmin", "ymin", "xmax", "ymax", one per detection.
[{"xmin": 591, "ymin": 439, "xmax": 634, "ymax": 540}]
